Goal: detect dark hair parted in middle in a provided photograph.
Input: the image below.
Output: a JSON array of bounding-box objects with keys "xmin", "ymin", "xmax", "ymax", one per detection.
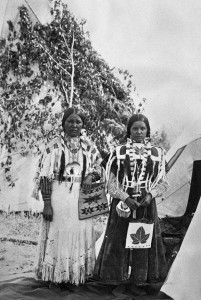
[
  {"xmin": 62, "ymin": 107, "xmax": 85, "ymax": 131},
  {"xmin": 126, "ymin": 113, "xmax": 150, "ymax": 138},
  {"xmin": 59, "ymin": 107, "xmax": 85, "ymax": 183}
]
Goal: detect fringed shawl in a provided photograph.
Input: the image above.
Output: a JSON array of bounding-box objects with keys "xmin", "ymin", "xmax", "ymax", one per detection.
[{"xmin": 32, "ymin": 135, "xmax": 102, "ymax": 200}]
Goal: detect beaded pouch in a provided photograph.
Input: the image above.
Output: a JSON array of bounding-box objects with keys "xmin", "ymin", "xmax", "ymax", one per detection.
[
  {"xmin": 78, "ymin": 182, "xmax": 109, "ymax": 220},
  {"xmin": 126, "ymin": 209, "xmax": 154, "ymax": 249}
]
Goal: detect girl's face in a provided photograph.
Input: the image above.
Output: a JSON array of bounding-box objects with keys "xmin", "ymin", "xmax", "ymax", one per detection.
[
  {"xmin": 64, "ymin": 114, "xmax": 83, "ymax": 137},
  {"xmin": 130, "ymin": 121, "xmax": 148, "ymax": 143}
]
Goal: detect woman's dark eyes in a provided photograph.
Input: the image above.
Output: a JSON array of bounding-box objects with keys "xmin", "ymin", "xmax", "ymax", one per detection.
[{"xmin": 67, "ymin": 121, "xmax": 82, "ymax": 124}]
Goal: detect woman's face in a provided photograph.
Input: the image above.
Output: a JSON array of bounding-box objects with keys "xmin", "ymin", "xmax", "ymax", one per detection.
[
  {"xmin": 64, "ymin": 114, "xmax": 83, "ymax": 137},
  {"xmin": 130, "ymin": 121, "xmax": 148, "ymax": 143}
]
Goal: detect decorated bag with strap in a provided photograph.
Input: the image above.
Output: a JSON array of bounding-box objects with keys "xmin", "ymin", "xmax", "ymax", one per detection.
[
  {"xmin": 125, "ymin": 209, "xmax": 154, "ymax": 249},
  {"xmin": 78, "ymin": 181, "xmax": 109, "ymax": 220}
]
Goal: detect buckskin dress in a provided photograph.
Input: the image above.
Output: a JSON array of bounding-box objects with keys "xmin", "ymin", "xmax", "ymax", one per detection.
[
  {"xmin": 94, "ymin": 139, "xmax": 169, "ymax": 287},
  {"xmin": 34, "ymin": 136, "xmax": 102, "ymax": 285}
]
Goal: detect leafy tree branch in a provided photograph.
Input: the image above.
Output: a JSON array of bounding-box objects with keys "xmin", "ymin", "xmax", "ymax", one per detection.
[{"xmin": 0, "ymin": 0, "xmax": 145, "ymax": 185}]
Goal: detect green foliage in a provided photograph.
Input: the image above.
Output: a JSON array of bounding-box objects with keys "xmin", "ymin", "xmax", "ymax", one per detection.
[{"xmin": 0, "ymin": 0, "xmax": 144, "ymax": 183}]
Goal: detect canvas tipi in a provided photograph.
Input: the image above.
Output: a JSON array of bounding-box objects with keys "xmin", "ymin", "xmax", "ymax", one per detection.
[
  {"xmin": 0, "ymin": 0, "xmax": 52, "ymax": 38},
  {"xmin": 157, "ymin": 130, "xmax": 201, "ymax": 218},
  {"xmin": 0, "ymin": 0, "xmax": 54, "ymax": 213}
]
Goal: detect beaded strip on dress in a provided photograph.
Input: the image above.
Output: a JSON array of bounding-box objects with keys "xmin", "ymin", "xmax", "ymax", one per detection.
[
  {"xmin": 32, "ymin": 132, "xmax": 101, "ymax": 200},
  {"xmin": 105, "ymin": 138, "xmax": 166, "ymax": 196}
]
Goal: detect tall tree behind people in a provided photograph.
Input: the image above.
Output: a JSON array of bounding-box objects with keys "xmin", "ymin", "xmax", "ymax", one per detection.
[{"xmin": 0, "ymin": 0, "xmax": 144, "ymax": 186}]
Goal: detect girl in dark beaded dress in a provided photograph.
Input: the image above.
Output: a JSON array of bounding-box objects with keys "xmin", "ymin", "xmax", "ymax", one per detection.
[{"xmin": 94, "ymin": 114, "xmax": 169, "ymax": 294}]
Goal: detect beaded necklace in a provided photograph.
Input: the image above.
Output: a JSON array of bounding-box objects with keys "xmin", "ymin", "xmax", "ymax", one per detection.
[{"xmin": 65, "ymin": 136, "xmax": 81, "ymax": 162}]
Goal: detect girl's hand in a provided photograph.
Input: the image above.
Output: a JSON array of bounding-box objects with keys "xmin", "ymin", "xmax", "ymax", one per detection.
[
  {"xmin": 140, "ymin": 193, "xmax": 152, "ymax": 207},
  {"xmin": 43, "ymin": 201, "xmax": 53, "ymax": 222},
  {"xmin": 82, "ymin": 174, "xmax": 93, "ymax": 191},
  {"xmin": 125, "ymin": 197, "xmax": 140, "ymax": 210}
]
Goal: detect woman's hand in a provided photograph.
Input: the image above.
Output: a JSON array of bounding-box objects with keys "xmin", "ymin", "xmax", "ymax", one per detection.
[
  {"xmin": 140, "ymin": 193, "xmax": 152, "ymax": 207},
  {"xmin": 43, "ymin": 200, "xmax": 53, "ymax": 222},
  {"xmin": 82, "ymin": 174, "xmax": 93, "ymax": 191},
  {"xmin": 125, "ymin": 197, "xmax": 140, "ymax": 210}
]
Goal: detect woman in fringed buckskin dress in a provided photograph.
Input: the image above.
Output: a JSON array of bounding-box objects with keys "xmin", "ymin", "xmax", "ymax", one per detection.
[
  {"xmin": 94, "ymin": 114, "xmax": 169, "ymax": 295},
  {"xmin": 33, "ymin": 107, "xmax": 102, "ymax": 286}
]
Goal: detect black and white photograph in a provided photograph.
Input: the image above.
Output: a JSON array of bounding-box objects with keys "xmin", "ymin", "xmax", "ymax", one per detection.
[{"xmin": 0, "ymin": 1, "xmax": 201, "ymax": 299}]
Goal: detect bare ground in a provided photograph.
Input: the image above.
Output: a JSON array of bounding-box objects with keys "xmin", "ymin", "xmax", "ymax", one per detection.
[{"xmin": 0, "ymin": 213, "xmax": 108, "ymax": 277}]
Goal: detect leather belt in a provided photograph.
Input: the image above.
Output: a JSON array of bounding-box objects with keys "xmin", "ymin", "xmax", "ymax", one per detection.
[{"xmin": 53, "ymin": 175, "xmax": 82, "ymax": 182}]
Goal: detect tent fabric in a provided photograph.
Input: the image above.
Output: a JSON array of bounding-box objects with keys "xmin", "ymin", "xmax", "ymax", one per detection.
[
  {"xmin": 0, "ymin": 154, "xmax": 44, "ymax": 213},
  {"xmin": 0, "ymin": 0, "xmax": 54, "ymax": 213},
  {"xmin": 0, "ymin": 0, "xmax": 53, "ymax": 38},
  {"xmin": 165, "ymin": 131, "xmax": 201, "ymax": 162},
  {"xmin": 157, "ymin": 138, "xmax": 201, "ymax": 218},
  {"xmin": 165, "ymin": 146, "xmax": 185, "ymax": 173},
  {"xmin": 0, "ymin": 272, "xmax": 170, "ymax": 300},
  {"xmin": 184, "ymin": 160, "xmax": 201, "ymax": 216},
  {"xmin": 160, "ymin": 196, "xmax": 201, "ymax": 300}
]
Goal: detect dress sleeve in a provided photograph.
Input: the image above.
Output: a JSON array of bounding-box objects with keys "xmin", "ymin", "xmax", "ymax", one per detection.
[
  {"xmin": 39, "ymin": 177, "xmax": 52, "ymax": 201},
  {"xmin": 32, "ymin": 140, "xmax": 57, "ymax": 200},
  {"xmin": 149, "ymin": 179, "xmax": 169, "ymax": 199},
  {"xmin": 107, "ymin": 172, "xmax": 129, "ymax": 202},
  {"xmin": 38, "ymin": 145, "xmax": 53, "ymax": 201},
  {"xmin": 149, "ymin": 147, "xmax": 169, "ymax": 198}
]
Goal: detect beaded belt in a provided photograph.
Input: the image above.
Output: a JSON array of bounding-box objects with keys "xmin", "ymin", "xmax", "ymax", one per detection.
[
  {"xmin": 122, "ymin": 181, "xmax": 147, "ymax": 197},
  {"xmin": 53, "ymin": 174, "xmax": 82, "ymax": 182},
  {"xmin": 122, "ymin": 181, "xmax": 147, "ymax": 189}
]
